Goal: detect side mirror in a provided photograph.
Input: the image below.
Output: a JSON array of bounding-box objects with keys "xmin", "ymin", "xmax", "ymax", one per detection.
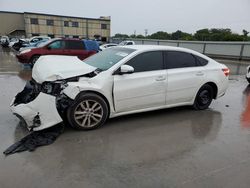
[
  {"xmin": 47, "ymin": 46, "xmax": 51, "ymax": 50},
  {"xmin": 119, "ymin": 65, "xmax": 134, "ymax": 74}
]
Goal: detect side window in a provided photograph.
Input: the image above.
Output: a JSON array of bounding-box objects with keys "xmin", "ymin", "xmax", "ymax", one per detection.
[
  {"xmin": 165, "ymin": 51, "xmax": 197, "ymax": 69},
  {"xmin": 48, "ymin": 40, "xmax": 65, "ymax": 49},
  {"xmin": 195, "ymin": 55, "xmax": 208, "ymax": 66},
  {"xmin": 126, "ymin": 51, "xmax": 164, "ymax": 72},
  {"xmin": 65, "ymin": 40, "xmax": 84, "ymax": 50}
]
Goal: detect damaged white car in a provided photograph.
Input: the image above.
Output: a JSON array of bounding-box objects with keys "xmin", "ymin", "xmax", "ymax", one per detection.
[{"xmin": 11, "ymin": 45, "xmax": 229, "ymax": 131}]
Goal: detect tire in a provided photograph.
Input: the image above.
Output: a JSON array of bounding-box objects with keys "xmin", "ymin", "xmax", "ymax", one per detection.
[
  {"xmin": 66, "ymin": 93, "xmax": 109, "ymax": 130},
  {"xmin": 247, "ymin": 77, "xmax": 250, "ymax": 84},
  {"xmin": 30, "ymin": 55, "xmax": 40, "ymax": 66},
  {"xmin": 193, "ymin": 84, "xmax": 214, "ymax": 110}
]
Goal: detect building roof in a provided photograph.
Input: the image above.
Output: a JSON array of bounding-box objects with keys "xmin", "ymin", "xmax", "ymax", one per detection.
[{"xmin": 0, "ymin": 11, "xmax": 110, "ymax": 21}]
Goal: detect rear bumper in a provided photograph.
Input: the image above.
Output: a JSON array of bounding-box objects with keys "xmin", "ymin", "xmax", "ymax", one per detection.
[{"xmin": 10, "ymin": 90, "xmax": 63, "ymax": 131}]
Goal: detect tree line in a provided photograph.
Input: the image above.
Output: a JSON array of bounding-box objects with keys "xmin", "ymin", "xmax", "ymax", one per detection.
[{"xmin": 113, "ymin": 28, "xmax": 250, "ymax": 41}]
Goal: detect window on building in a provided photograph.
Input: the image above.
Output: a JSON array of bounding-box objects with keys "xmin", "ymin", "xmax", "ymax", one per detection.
[
  {"xmin": 73, "ymin": 35, "xmax": 79, "ymax": 38},
  {"xmin": 126, "ymin": 51, "xmax": 164, "ymax": 73},
  {"xmin": 30, "ymin": 18, "xmax": 38, "ymax": 25},
  {"xmin": 101, "ymin": 24, "xmax": 107, "ymax": 29},
  {"xmin": 48, "ymin": 34, "xmax": 55, "ymax": 38},
  {"xmin": 165, "ymin": 51, "xmax": 197, "ymax": 69},
  {"xmin": 72, "ymin": 21, "xmax": 79, "ymax": 27},
  {"xmin": 46, "ymin": 19, "xmax": 54, "ymax": 26},
  {"xmin": 101, "ymin": 37, "xmax": 107, "ymax": 42},
  {"xmin": 64, "ymin": 21, "xmax": 69, "ymax": 27},
  {"xmin": 31, "ymin": 33, "xmax": 39, "ymax": 36},
  {"xmin": 65, "ymin": 35, "xmax": 69, "ymax": 38}
]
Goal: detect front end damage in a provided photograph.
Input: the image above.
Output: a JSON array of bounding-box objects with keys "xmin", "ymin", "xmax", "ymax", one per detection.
[
  {"xmin": 10, "ymin": 55, "xmax": 100, "ymax": 131},
  {"xmin": 10, "ymin": 71, "xmax": 99, "ymax": 131},
  {"xmin": 10, "ymin": 80, "xmax": 68, "ymax": 131}
]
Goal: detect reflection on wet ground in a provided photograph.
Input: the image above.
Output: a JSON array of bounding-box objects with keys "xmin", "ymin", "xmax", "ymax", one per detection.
[
  {"xmin": 1, "ymin": 46, "xmax": 250, "ymax": 187},
  {"xmin": 241, "ymin": 85, "xmax": 250, "ymax": 128}
]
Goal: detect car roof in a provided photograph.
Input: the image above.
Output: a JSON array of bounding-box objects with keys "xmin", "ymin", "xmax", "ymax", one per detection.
[
  {"xmin": 122, "ymin": 45, "xmax": 199, "ymax": 54},
  {"xmin": 120, "ymin": 45, "xmax": 210, "ymax": 60}
]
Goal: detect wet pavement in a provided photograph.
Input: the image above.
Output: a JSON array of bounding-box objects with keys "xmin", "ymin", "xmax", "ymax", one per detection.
[{"xmin": 1, "ymin": 46, "xmax": 250, "ymax": 188}]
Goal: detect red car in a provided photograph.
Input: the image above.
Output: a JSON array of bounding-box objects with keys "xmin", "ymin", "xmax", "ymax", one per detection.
[{"xmin": 16, "ymin": 38, "xmax": 97, "ymax": 65}]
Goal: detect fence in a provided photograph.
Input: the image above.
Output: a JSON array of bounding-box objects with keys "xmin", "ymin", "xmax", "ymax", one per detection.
[{"xmin": 111, "ymin": 38, "xmax": 250, "ymax": 61}]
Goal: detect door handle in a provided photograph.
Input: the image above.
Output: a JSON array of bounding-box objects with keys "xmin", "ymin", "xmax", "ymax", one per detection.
[
  {"xmin": 196, "ymin": 71, "xmax": 204, "ymax": 76},
  {"xmin": 155, "ymin": 76, "xmax": 166, "ymax": 81}
]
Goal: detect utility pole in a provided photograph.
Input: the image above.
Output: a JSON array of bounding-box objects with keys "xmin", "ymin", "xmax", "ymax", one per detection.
[{"xmin": 145, "ymin": 29, "xmax": 148, "ymax": 37}]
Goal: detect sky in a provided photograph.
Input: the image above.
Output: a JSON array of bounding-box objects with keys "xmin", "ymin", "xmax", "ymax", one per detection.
[{"xmin": 0, "ymin": 0, "xmax": 249, "ymax": 36}]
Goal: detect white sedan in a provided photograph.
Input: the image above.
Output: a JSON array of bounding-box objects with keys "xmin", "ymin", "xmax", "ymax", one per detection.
[
  {"xmin": 99, "ymin": 43, "xmax": 118, "ymax": 51},
  {"xmin": 10, "ymin": 45, "xmax": 229, "ymax": 131}
]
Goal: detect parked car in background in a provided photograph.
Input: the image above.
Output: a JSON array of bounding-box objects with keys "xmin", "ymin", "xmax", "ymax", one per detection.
[
  {"xmin": 99, "ymin": 43, "xmax": 118, "ymax": 51},
  {"xmin": 19, "ymin": 39, "xmax": 50, "ymax": 52},
  {"xmin": 11, "ymin": 45, "xmax": 229, "ymax": 131},
  {"xmin": 29, "ymin": 36, "xmax": 51, "ymax": 46},
  {"xmin": 12, "ymin": 39, "xmax": 29, "ymax": 51},
  {"xmin": 119, "ymin": 40, "xmax": 135, "ymax": 45},
  {"xmin": 0, "ymin": 36, "xmax": 10, "ymax": 47},
  {"xmin": 246, "ymin": 66, "xmax": 250, "ymax": 83},
  {"xmin": 16, "ymin": 38, "xmax": 96, "ymax": 65},
  {"xmin": 8, "ymin": 38, "xmax": 19, "ymax": 48},
  {"xmin": 83, "ymin": 39, "xmax": 100, "ymax": 52}
]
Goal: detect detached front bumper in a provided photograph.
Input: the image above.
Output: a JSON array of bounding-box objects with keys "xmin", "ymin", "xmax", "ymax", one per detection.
[{"xmin": 10, "ymin": 89, "xmax": 63, "ymax": 131}]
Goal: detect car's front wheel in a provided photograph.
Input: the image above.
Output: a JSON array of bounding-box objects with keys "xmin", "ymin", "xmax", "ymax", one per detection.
[
  {"xmin": 66, "ymin": 93, "xmax": 109, "ymax": 130},
  {"xmin": 193, "ymin": 84, "xmax": 214, "ymax": 110}
]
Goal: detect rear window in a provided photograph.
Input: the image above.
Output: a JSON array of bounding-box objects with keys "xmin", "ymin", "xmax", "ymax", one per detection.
[{"xmin": 195, "ymin": 55, "xmax": 208, "ymax": 66}]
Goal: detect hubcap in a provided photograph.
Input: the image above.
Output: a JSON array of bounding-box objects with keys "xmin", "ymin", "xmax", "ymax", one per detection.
[{"xmin": 74, "ymin": 100, "xmax": 103, "ymax": 128}]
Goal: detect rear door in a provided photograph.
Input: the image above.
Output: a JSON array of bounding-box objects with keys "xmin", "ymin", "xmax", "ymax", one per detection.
[
  {"xmin": 65, "ymin": 40, "xmax": 89, "ymax": 60},
  {"xmin": 165, "ymin": 51, "xmax": 205, "ymax": 105},
  {"xmin": 113, "ymin": 51, "xmax": 167, "ymax": 112}
]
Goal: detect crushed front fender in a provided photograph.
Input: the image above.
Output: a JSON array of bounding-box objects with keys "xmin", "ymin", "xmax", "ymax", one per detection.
[{"xmin": 10, "ymin": 92, "xmax": 63, "ymax": 131}]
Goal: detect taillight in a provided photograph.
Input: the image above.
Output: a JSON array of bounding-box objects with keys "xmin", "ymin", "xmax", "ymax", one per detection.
[{"xmin": 222, "ymin": 68, "xmax": 230, "ymax": 77}]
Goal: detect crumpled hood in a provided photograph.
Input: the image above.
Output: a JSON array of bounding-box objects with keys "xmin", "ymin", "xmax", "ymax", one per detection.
[{"xmin": 32, "ymin": 55, "xmax": 96, "ymax": 83}]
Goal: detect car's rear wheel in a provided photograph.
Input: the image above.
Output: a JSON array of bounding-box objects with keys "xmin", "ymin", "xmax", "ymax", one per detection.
[
  {"xmin": 66, "ymin": 93, "xmax": 109, "ymax": 130},
  {"xmin": 247, "ymin": 77, "xmax": 250, "ymax": 84},
  {"xmin": 193, "ymin": 84, "xmax": 213, "ymax": 110},
  {"xmin": 30, "ymin": 55, "xmax": 40, "ymax": 66}
]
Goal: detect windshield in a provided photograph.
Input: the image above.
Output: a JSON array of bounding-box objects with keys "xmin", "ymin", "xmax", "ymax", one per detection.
[{"xmin": 83, "ymin": 47, "xmax": 136, "ymax": 70}]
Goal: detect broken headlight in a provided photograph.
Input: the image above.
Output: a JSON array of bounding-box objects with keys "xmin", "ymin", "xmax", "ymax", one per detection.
[{"xmin": 41, "ymin": 81, "xmax": 68, "ymax": 96}]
